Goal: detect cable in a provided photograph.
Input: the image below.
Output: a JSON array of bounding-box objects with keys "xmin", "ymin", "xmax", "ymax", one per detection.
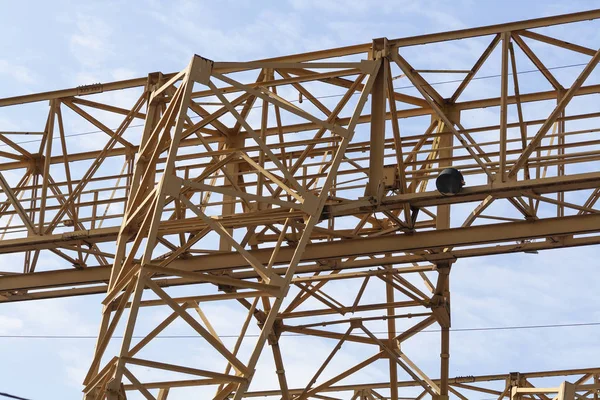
[
  {"xmin": 0, "ymin": 321, "xmax": 598, "ymax": 339},
  {"xmin": 0, "ymin": 61, "xmax": 590, "ymax": 148},
  {"xmin": 0, "ymin": 392, "xmax": 31, "ymax": 400}
]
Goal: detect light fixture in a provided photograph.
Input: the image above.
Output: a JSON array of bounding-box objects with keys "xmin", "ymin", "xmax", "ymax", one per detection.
[{"xmin": 436, "ymin": 168, "xmax": 465, "ymax": 195}]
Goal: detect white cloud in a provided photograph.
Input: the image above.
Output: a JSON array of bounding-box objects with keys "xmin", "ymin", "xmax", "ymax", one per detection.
[
  {"xmin": 0, "ymin": 116, "xmax": 20, "ymax": 132},
  {"xmin": 290, "ymin": 0, "xmax": 370, "ymax": 14},
  {"xmin": 294, "ymin": 0, "xmax": 467, "ymax": 31},
  {"xmin": 111, "ymin": 67, "xmax": 138, "ymax": 81},
  {"xmin": 0, "ymin": 315, "xmax": 23, "ymax": 334},
  {"xmin": 60, "ymin": 345, "xmax": 94, "ymax": 389},
  {"xmin": 69, "ymin": 14, "xmax": 113, "ymax": 68},
  {"xmin": 0, "ymin": 59, "xmax": 36, "ymax": 84},
  {"xmin": 73, "ymin": 71, "xmax": 101, "ymax": 86},
  {"xmin": 16, "ymin": 298, "xmax": 97, "ymax": 336},
  {"xmin": 147, "ymin": 4, "xmax": 336, "ymax": 61}
]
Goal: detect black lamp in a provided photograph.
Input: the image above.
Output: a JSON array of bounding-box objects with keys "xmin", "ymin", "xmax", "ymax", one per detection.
[{"xmin": 436, "ymin": 168, "xmax": 464, "ymax": 195}]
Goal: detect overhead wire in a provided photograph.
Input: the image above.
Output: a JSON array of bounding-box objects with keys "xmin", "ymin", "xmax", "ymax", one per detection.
[
  {"xmin": 0, "ymin": 392, "xmax": 31, "ymax": 400},
  {"xmin": 0, "ymin": 321, "xmax": 598, "ymax": 339}
]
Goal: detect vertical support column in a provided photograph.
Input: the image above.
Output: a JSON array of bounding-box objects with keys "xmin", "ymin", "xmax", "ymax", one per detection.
[
  {"xmin": 366, "ymin": 37, "xmax": 389, "ymax": 198},
  {"xmin": 157, "ymin": 388, "xmax": 170, "ymax": 400},
  {"xmin": 557, "ymin": 90, "xmax": 565, "ymax": 217},
  {"xmin": 499, "ymin": 32, "xmax": 510, "ymax": 182},
  {"xmin": 107, "ymin": 64, "xmax": 199, "ymax": 400},
  {"xmin": 386, "ymin": 265, "xmax": 398, "ymax": 400},
  {"xmin": 509, "ymin": 372, "xmax": 522, "ymax": 400},
  {"xmin": 434, "ymin": 108, "xmax": 457, "ymax": 400},
  {"xmin": 129, "ymin": 72, "xmax": 164, "ymax": 201},
  {"xmin": 220, "ymin": 134, "xmax": 243, "ymax": 250},
  {"xmin": 435, "ymin": 262, "xmax": 451, "ymax": 400},
  {"xmin": 557, "ymin": 382, "xmax": 576, "ymax": 400},
  {"xmin": 38, "ymin": 100, "xmax": 56, "ymax": 236},
  {"xmin": 84, "ymin": 58, "xmax": 210, "ymax": 400},
  {"xmin": 85, "ymin": 76, "xmax": 163, "ymax": 398},
  {"xmin": 269, "ymin": 322, "xmax": 290, "ymax": 400},
  {"xmin": 435, "ymin": 108, "xmax": 457, "ymax": 227},
  {"xmin": 440, "ymin": 325, "xmax": 450, "ymax": 398},
  {"xmin": 105, "ymin": 274, "xmax": 147, "ymax": 400},
  {"xmin": 108, "ymin": 72, "xmax": 163, "ymax": 290}
]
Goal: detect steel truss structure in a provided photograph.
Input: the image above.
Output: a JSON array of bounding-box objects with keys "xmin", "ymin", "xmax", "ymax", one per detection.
[{"xmin": 1, "ymin": 9, "xmax": 600, "ymax": 400}]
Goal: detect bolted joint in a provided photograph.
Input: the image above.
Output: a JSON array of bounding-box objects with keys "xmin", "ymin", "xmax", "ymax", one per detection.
[
  {"xmin": 371, "ymin": 37, "xmax": 390, "ymax": 60},
  {"xmin": 431, "ymin": 302, "xmax": 451, "ymax": 328},
  {"xmin": 430, "ymin": 292, "xmax": 450, "ymax": 308},
  {"xmin": 272, "ymin": 319, "xmax": 284, "ymax": 338},
  {"xmin": 244, "ymin": 368, "xmax": 256, "ymax": 383},
  {"xmin": 30, "ymin": 153, "xmax": 45, "ymax": 174},
  {"xmin": 440, "ymin": 104, "xmax": 461, "ymax": 124},
  {"xmin": 435, "ymin": 261, "xmax": 452, "ymax": 273},
  {"xmin": 190, "ymin": 55, "xmax": 214, "ymax": 85},
  {"xmin": 253, "ymin": 309, "xmax": 267, "ymax": 324},
  {"xmin": 350, "ymin": 319, "xmax": 363, "ymax": 329},
  {"xmin": 455, "ymin": 375, "xmax": 476, "ymax": 383},
  {"xmin": 77, "ymin": 82, "xmax": 103, "ymax": 96},
  {"xmin": 125, "ymin": 147, "xmax": 137, "ymax": 162},
  {"xmin": 318, "ymin": 205, "xmax": 331, "ymax": 222},
  {"xmin": 358, "ymin": 195, "xmax": 379, "ymax": 207},
  {"xmin": 217, "ymin": 284, "xmax": 237, "ymax": 293},
  {"xmin": 163, "ymin": 175, "xmax": 183, "ymax": 198},
  {"xmin": 279, "ymin": 283, "xmax": 291, "ymax": 298},
  {"xmin": 267, "ymin": 334, "xmax": 278, "ymax": 346},
  {"xmin": 146, "ymin": 71, "xmax": 164, "ymax": 91},
  {"xmin": 509, "ymin": 372, "xmax": 521, "ymax": 386},
  {"xmin": 105, "ymin": 379, "xmax": 124, "ymax": 399}
]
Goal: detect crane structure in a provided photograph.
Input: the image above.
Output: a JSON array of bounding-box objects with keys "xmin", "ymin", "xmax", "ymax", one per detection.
[{"xmin": 1, "ymin": 9, "xmax": 600, "ymax": 400}]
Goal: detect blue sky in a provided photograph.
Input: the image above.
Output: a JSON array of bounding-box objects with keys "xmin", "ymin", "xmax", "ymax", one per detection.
[{"xmin": 1, "ymin": 1, "xmax": 600, "ymax": 399}]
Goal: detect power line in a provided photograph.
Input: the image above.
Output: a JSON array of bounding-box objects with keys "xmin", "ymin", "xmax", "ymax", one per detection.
[
  {"xmin": 0, "ymin": 392, "xmax": 31, "ymax": 400},
  {"xmin": 0, "ymin": 61, "xmax": 589, "ymax": 148},
  {"xmin": 0, "ymin": 321, "xmax": 598, "ymax": 340}
]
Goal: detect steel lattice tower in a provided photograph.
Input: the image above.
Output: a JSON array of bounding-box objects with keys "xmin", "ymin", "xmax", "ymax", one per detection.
[{"xmin": 1, "ymin": 9, "xmax": 600, "ymax": 400}]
